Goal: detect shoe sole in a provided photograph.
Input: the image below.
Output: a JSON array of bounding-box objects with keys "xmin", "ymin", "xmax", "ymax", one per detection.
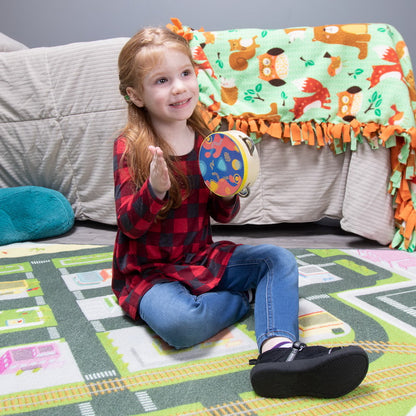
[{"xmin": 250, "ymin": 346, "xmax": 369, "ymax": 398}]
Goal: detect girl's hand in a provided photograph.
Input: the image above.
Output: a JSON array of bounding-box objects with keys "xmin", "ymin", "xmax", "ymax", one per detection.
[
  {"xmin": 148, "ymin": 145, "xmax": 171, "ymax": 199},
  {"xmin": 222, "ymin": 195, "xmax": 235, "ymax": 202}
]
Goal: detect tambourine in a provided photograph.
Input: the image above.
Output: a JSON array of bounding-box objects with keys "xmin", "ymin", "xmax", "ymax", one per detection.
[{"xmin": 198, "ymin": 130, "xmax": 260, "ymax": 197}]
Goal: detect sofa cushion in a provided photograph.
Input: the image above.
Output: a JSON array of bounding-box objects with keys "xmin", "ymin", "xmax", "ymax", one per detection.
[
  {"xmin": 0, "ymin": 32, "xmax": 28, "ymax": 52},
  {"xmin": 0, "ymin": 38, "xmax": 129, "ymax": 225}
]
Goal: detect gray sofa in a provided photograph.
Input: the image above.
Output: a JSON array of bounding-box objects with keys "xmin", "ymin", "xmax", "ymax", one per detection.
[{"xmin": 0, "ymin": 33, "xmax": 395, "ymax": 245}]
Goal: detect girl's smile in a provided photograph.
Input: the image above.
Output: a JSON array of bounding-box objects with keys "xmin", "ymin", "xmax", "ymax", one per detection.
[{"xmin": 170, "ymin": 98, "xmax": 192, "ymax": 107}]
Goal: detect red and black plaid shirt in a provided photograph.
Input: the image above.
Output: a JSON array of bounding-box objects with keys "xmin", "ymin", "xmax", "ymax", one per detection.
[{"xmin": 112, "ymin": 134, "xmax": 240, "ymax": 320}]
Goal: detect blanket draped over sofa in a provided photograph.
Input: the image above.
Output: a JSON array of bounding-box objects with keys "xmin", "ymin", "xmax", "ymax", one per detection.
[{"xmin": 169, "ymin": 19, "xmax": 416, "ymax": 251}]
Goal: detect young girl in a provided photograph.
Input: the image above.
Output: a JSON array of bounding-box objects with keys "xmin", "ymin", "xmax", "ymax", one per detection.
[{"xmin": 112, "ymin": 26, "xmax": 369, "ymax": 399}]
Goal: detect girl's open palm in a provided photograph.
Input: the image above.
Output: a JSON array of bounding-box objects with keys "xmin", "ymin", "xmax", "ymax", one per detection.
[{"xmin": 148, "ymin": 146, "xmax": 171, "ymax": 199}]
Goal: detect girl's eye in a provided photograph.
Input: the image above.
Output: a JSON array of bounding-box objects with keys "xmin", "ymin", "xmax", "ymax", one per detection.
[{"xmin": 156, "ymin": 78, "xmax": 168, "ymax": 85}]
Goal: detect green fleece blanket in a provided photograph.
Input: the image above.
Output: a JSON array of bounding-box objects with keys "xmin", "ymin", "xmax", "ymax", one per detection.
[{"xmin": 170, "ymin": 19, "xmax": 416, "ymax": 251}]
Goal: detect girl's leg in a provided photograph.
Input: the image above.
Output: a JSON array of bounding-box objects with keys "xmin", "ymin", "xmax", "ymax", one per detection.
[
  {"xmin": 216, "ymin": 244, "xmax": 369, "ymax": 399},
  {"xmin": 217, "ymin": 244, "xmax": 300, "ymax": 351},
  {"xmin": 139, "ymin": 280, "xmax": 249, "ymax": 349}
]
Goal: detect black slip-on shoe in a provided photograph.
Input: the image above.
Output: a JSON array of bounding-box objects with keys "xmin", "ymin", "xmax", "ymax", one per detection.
[{"xmin": 249, "ymin": 341, "xmax": 369, "ymax": 398}]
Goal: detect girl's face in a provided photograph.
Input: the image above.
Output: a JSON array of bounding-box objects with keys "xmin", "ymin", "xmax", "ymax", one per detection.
[{"xmin": 128, "ymin": 47, "xmax": 199, "ymax": 129}]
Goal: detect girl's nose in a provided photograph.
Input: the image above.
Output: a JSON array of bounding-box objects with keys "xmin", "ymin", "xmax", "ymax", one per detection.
[{"xmin": 172, "ymin": 79, "xmax": 186, "ymax": 94}]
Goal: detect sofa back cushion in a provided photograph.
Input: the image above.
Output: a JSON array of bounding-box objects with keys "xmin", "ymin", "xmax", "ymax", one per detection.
[{"xmin": 0, "ymin": 38, "xmax": 129, "ymax": 224}]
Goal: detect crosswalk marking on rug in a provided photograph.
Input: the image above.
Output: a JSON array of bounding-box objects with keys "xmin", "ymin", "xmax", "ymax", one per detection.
[
  {"xmin": 35, "ymin": 295, "xmax": 45, "ymax": 305},
  {"xmin": 47, "ymin": 326, "xmax": 60, "ymax": 339},
  {"xmin": 85, "ymin": 370, "xmax": 117, "ymax": 381},
  {"xmin": 135, "ymin": 391, "xmax": 157, "ymax": 412},
  {"xmin": 306, "ymin": 294, "xmax": 331, "ymax": 300},
  {"xmin": 91, "ymin": 320, "xmax": 105, "ymax": 332},
  {"xmin": 78, "ymin": 402, "xmax": 95, "ymax": 416}
]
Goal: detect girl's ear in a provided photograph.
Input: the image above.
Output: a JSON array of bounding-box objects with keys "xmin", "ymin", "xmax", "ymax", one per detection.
[{"xmin": 126, "ymin": 87, "xmax": 144, "ymax": 107}]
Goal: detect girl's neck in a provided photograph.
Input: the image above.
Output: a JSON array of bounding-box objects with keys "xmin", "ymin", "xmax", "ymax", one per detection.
[{"xmin": 156, "ymin": 123, "xmax": 195, "ymax": 156}]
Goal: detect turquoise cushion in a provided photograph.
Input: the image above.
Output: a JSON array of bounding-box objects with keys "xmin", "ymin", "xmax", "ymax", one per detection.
[{"xmin": 0, "ymin": 186, "xmax": 74, "ymax": 245}]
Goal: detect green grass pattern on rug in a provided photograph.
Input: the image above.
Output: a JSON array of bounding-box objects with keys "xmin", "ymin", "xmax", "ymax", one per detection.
[{"xmin": 0, "ymin": 245, "xmax": 415, "ymax": 415}]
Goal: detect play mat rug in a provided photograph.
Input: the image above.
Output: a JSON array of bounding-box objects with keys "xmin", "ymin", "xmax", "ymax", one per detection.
[
  {"xmin": 168, "ymin": 19, "xmax": 416, "ymax": 252},
  {"xmin": 0, "ymin": 244, "xmax": 415, "ymax": 415}
]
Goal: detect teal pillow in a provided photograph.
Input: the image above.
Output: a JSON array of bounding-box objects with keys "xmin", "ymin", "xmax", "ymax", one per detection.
[{"xmin": 0, "ymin": 186, "xmax": 74, "ymax": 245}]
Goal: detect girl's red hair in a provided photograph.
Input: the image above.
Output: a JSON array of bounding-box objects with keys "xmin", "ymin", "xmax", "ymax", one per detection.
[{"xmin": 118, "ymin": 27, "xmax": 210, "ymax": 218}]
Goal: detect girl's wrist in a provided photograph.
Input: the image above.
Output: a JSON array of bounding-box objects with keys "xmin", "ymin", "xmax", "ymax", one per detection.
[
  {"xmin": 148, "ymin": 180, "xmax": 167, "ymax": 201},
  {"xmin": 154, "ymin": 190, "xmax": 167, "ymax": 200}
]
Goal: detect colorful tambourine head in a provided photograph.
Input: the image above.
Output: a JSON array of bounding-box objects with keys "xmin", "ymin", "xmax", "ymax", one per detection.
[{"xmin": 198, "ymin": 130, "xmax": 260, "ymax": 197}]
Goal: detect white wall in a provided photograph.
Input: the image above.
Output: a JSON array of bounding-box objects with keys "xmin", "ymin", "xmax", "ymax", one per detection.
[{"xmin": 1, "ymin": 0, "xmax": 415, "ymax": 61}]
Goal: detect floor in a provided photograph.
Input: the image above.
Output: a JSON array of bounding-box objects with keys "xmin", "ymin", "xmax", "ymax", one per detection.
[{"xmin": 38, "ymin": 219, "xmax": 385, "ymax": 249}]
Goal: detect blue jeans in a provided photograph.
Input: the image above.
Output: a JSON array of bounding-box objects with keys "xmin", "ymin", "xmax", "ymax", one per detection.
[{"xmin": 139, "ymin": 244, "xmax": 300, "ymax": 350}]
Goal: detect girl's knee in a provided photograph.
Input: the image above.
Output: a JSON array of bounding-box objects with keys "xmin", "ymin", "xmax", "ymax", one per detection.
[
  {"xmin": 145, "ymin": 293, "xmax": 247, "ymax": 349},
  {"xmin": 262, "ymin": 245, "xmax": 297, "ymax": 268},
  {"xmin": 154, "ymin": 314, "xmax": 207, "ymax": 349}
]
